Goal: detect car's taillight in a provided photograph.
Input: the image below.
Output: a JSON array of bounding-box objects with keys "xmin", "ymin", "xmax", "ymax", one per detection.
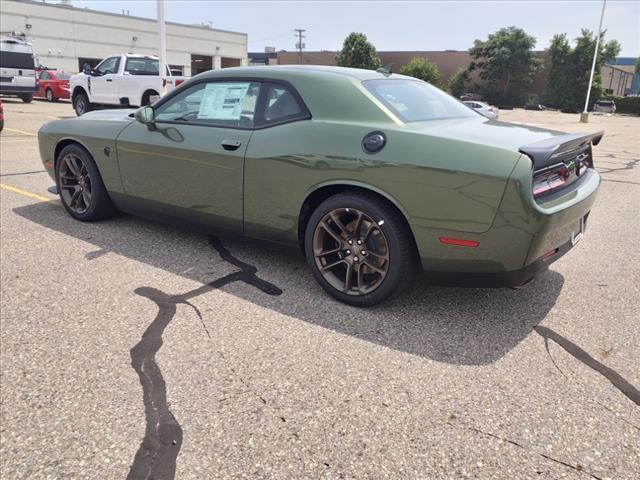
[
  {"xmin": 175, "ymin": 79, "xmax": 184, "ymax": 87},
  {"xmin": 533, "ymin": 164, "xmax": 570, "ymax": 197},
  {"xmin": 532, "ymin": 150, "xmax": 592, "ymax": 199}
]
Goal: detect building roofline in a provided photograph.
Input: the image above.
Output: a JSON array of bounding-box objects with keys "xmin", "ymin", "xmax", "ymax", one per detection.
[{"xmin": 6, "ymin": 0, "xmax": 248, "ymax": 37}]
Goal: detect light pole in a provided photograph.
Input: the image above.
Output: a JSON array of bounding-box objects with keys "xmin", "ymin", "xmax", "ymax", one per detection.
[
  {"xmin": 157, "ymin": 0, "xmax": 167, "ymax": 95},
  {"xmin": 581, "ymin": 0, "xmax": 607, "ymax": 123}
]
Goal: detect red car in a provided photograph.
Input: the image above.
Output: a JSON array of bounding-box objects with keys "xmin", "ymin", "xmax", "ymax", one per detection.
[{"xmin": 36, "ymin": 69, "xmax": 71, "ymax": 102}]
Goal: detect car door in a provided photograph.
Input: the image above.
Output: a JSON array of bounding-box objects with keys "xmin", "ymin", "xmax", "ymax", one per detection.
[
  {"xmin": 38, "ymin": 70, "xmax": 50, "ymax": 97},
  {"xmin": 90, "ymin": 56, "xmax": 120, "ymax": 104},
  {"xmin": 115, "ymin": 79, "xmax": 260, "ymax": 234}
]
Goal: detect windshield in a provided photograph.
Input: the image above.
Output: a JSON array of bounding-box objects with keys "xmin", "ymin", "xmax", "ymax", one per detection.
[{"xmin": 363, "ymin": 78, "xmax": 477, "ymax": 122}]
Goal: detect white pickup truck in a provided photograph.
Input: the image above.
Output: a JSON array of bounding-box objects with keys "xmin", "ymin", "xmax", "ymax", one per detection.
[{"xmin": 70, "ymin": 54, "xmax": 186, "ymax": 116}]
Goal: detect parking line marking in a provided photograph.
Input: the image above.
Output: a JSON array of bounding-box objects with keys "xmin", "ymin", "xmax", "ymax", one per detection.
[
  {"xmin": 3, "ymin": 128, "xmax": 37, "ymax": 136},
  {"xmin": 0, "ymin": 182, "xmax": 53, "ymax": 202}
]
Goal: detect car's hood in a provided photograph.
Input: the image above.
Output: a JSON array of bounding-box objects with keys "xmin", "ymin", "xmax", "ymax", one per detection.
[
  {"xmin": 410, "ymin": 116, "xmax": 566, "ymax": 151},
  {"xmin": 80, "ymin": 109, "xmax": 136, "ymax": 121}
]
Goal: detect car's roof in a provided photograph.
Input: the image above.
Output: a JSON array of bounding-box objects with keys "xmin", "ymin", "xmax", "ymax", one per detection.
[{"xmin": 196, "ymin": 65, "xmax": 412, "ymax": 82}]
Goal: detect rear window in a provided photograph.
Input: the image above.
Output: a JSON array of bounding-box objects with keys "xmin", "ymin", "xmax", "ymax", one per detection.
[
  {"xmin": 0, "ymin": 51, "xmax": 36, "ymax": 70},
  {"xmin": 125, "ymin": 57, "xmax": 159, "ymax": 75},
  {"xmin": 56, "ymin": 72, "xmax": 71, "ymax": 80},
  {"xmin": 597, "ymin": 100, "xmax": 614, "ymax": 106},
  {"xmin": 363, "ymin": 79, "xmax": 477, "ymax": 122}
]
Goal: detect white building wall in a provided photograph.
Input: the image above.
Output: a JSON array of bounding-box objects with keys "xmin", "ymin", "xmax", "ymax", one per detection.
[{"xmin": 0, "ymin": 0, "xmax": 248, "ymax": 75}]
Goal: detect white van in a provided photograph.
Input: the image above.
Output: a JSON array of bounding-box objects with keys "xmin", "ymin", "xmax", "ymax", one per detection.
[{"xmin": 0, "ymin": 37, "xmax": 39, "ymax": 103}]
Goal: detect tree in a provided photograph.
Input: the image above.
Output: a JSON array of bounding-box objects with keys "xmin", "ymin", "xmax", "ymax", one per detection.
[
  {"xmin": 468, "ymin": 26, "xmax": 542, "ymax": 106},
  {"xmin": 336, "ymin": 33, "xmax": 381, "ymax": 70},
  {"xmin": 543, "ymin": 29, "xmax": 621, "ymax": 109},
  {"xmin": 448, "ymin": 67, "xmax": 470, "ymax": 98},
  {"xmin": 635, "ymin": 57, "xmax": 640, "ymax": 75},
  {"xmin": 399, "ymin": 57, "xmax": 444, "ymax": 87}
]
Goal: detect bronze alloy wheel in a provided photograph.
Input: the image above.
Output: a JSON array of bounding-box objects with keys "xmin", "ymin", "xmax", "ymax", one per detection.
[
  {"xmin": 312, "ymin": 208, "xmax": 390, "ymax": 295},
  {"xmin": 58, "ymin": 153, "xmax": 92, "ymax": 214}
]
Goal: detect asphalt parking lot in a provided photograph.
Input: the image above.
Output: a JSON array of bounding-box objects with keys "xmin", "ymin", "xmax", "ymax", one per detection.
[{"xmin": 1, "ymin": 98, "xmax": 639, "ymax": 479}]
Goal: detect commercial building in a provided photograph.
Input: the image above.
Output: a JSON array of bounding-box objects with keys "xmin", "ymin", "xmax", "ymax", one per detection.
[
  {"xmin": 251, "ymin": 49, "xmax": 638, "ymax": 98},
  {"xmin": 0, "ymin": 0, "xmax": 248, "ymax": 75}
]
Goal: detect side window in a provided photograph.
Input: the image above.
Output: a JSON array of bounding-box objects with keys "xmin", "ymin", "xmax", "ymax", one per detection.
[
  {"xmin": 260, "ymin": 83, "xmax": 307, "ymax": 126},
  {"xmin": 39, "ymin": 71, "xmax": 51, "ymax": 80},
  {"xmin": 155, "ymin": 81, "xmax": 260, "ymax": 128},
  {"xmin": 96, "ymin": 56, "xmax": 120, "ymax": 75},
  {"xmin": 125, "ymin": 57, "xmax": 159, "ymax": 76}
]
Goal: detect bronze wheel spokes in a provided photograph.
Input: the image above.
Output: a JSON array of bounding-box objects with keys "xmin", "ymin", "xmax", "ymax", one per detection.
[
  {"xmin": 313, "ymin": 208, "xmax": 389, "ymax": 296},
  {"xmin": 59, "ymin": 153, "xmax": 92, "ymax": 214}
]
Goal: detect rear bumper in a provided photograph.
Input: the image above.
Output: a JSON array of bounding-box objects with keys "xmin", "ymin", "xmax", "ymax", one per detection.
[
  {"xmin": 0, "ymin": 86, "xmax": 38, "ymax": 94},
  {"xmin": 423, "ymin": 237, "xmax": 574, "ymax": 287},
  {"xmin": 414, "ymin": 158, "xmax": 600, "ymax": 282}
]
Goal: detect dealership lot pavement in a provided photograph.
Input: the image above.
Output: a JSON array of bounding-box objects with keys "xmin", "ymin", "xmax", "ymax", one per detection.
[{"xmin": 1, "ymin": 99, "xmax": 639, "ymax": 479}]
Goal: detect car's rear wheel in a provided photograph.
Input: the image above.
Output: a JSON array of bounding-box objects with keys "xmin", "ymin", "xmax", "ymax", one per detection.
[
  {"xmin": 73, "ymin": 92, "xmax": 92, "ymax": 116},
  {"xmin": 20, "ymin": 94, "xmax": 33, "ymax": 103},
  {"xmin": 304, "ymin": 191, "xmax": 416, "ymax": 306},
  {"xmin": 56, "ymin": 145, "xmax": 115, "ymax": 221},
  {"xmin": 46, "ymin": 88, "xmax": 56, "ymax": 102}
]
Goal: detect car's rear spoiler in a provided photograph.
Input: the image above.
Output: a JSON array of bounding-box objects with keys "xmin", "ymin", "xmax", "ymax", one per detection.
[{"xmin": 519, "ymin": 131, "xmax": 604, "ymax": 169}]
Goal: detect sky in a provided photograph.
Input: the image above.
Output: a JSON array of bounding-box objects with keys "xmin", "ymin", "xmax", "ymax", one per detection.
[{"xmin": 51, "ymin": 1, "xmax": 640, "ymax": 56}]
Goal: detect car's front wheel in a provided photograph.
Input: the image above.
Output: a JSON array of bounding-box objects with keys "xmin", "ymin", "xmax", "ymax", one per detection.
[
  {"xmin": 56, "ymin": 144, "xmax": 115, "ymax": 221},
  {"xmin": 73, "ymin": 92, "xmax": 92, "ymax": 116},
  {"xmin": 304, "ymin": 191, "xmax": 417, "ymax": 306}
]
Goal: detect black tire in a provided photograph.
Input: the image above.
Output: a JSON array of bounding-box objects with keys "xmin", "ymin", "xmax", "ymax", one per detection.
[
  {"xmin": 73, "ymin": 91, "xmax": 92, "ymax": 116},
  {"xmin": 20, "ymin": 94, "xmax": 33, "ymax": 103},
  {"xmin": 141, "ymin": 90, "xmax": 158, "ymax": 106},
  {"xmin": 55, "ymin": 144, "xmax": 115, "ymax": 221},
  {"xmin": 45, "ymin": 88, "xmax": 56, "ymax": 102},
  {"xmin": 304, "ymin": 191, "xmax": 417, "ymax": 306}
]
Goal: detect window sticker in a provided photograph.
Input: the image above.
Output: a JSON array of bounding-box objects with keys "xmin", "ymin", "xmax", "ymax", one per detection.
[{"xmin": 197, "ymin": 83, "xmax": 249, "ymax": 120}]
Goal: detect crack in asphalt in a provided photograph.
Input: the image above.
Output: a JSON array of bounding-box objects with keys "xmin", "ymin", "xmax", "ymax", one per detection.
[
  {"xmin": 455, "ymin": 423, "xmax": 604, "ymax": 480},
  {"xmin": 0, "ymin": 170, "xmax": 46, "ymax": 177},
  {"xmin": 127, "ymin": 236, "xmax": 282, "ymax": 480},
  {"xmin": 534, "ymin": 326, "xmax": 640, "ymax": 407}
]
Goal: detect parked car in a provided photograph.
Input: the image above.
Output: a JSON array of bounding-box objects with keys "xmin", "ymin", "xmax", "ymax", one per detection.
[
  {"xmin": 38, "ymin": 66, "xmax": 603, "ymax": 306},
  {"xmin": 70, "ymin": 54, "xmax": 186, "ymax": 116},
  {"xmin": 0, "ymin": 36, "xmax": 39, "ymax": 103},
  {"xmin": 524, "ymin": 103, "xmax": 546, "ymax": 111},
  {"xmin": 0, "ymin": 100, "xmax": 4, "ymax": 132},
  {"xmin": 35, "ymin": 68, "xmax": 71, "ymax": 102},
  {"xmin": 561, "ymin": 106, "xmax": 582, "ymax": 114},
  {"xmin": 594, "ymin": 100, "xmax": 616, "ymax": 114},
  {"xmin": 463, "ymin": 100, "xmax": 499, "ymax": 119}
]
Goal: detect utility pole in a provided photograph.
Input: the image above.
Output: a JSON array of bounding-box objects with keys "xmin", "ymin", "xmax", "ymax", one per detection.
[
  {"xmin": 294, "ymin": 29, "xmax": 306, "ymax": 64},
  {"xmin": 581, "ymin": 0, "xmax": 607, "ymax": 123},
  {"xmin": 157, "ymin": 0, "xmax": 167, "ymax": 95}
]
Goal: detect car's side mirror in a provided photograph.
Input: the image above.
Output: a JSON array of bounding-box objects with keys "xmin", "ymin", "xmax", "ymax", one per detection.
[
  {"xmin": 134, "ymin": 106, "xmax": 156, "ymax": 129},
  {"xmin": 83, "ymin": 65, "xmax": 91, "ymax": 75}
]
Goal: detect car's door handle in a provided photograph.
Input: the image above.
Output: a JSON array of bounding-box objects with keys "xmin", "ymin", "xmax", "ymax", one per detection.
[
  {"xmin": 106, "ymin": 78, "xmax": 113, "ymax": 82},
  {"xmin": 221, "ymin": 140, "xmax": 241, "ymax": 151}
]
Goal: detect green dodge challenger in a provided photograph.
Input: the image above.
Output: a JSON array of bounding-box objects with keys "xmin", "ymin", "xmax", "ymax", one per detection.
[{"xmin": 38, "ymin": 66, "xmax": 602, "ymax": 306}]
